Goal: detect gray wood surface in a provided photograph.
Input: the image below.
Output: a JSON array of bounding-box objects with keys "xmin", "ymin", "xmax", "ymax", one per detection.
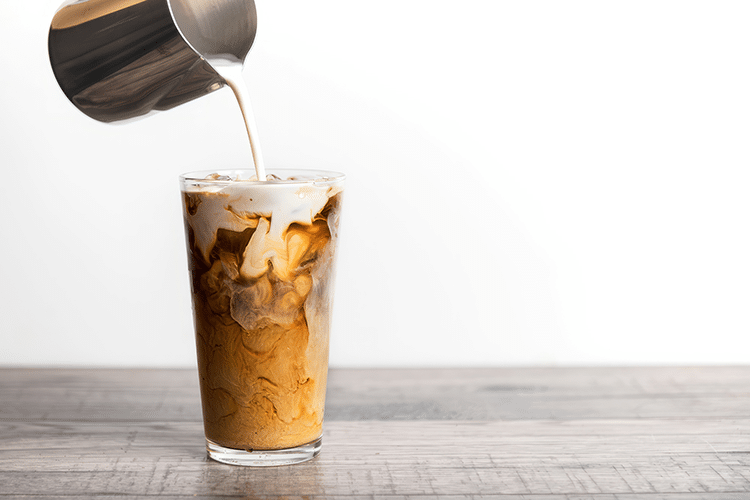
[{"xmin": 1, "ymin": 367, "xmax": 749, "ymax": 498}]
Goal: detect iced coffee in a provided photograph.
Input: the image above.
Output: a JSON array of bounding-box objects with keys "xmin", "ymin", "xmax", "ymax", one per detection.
[{"xmin": 180, "ymin": 169, "xmax": 344, "ymax": 466}]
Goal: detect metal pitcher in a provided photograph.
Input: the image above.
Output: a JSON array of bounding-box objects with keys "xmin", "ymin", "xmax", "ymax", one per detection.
[{"xmin": 48, "ymin": 0, "xmax": 257, "ymax": 123}]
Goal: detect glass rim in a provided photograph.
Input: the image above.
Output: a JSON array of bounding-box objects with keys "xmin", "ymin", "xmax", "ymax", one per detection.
[{"xmin": 179, "ymin": 168, "xmax": 345, "ymax": 186}]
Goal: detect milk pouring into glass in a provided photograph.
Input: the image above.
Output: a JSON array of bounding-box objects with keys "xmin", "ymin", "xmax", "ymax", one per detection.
[{"xmin": 48, "ymin": 0, "xmax": 345, "ymax": 465}]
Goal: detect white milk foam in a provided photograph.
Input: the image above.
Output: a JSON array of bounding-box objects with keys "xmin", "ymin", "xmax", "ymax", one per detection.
[{"xmin": 183, "ymin": 175, "xmax": 344, "ymax": 280}]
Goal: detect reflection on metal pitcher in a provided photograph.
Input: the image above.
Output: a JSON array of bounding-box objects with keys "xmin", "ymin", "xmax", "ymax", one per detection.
[{"xmin": 47, "ymin": 0, "xmax": 257, "ymax": 122}]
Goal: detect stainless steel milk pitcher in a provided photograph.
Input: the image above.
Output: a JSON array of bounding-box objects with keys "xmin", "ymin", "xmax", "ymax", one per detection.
[{"xmin": 48, "ymin": 0, "xmax": 257, "ymax": 122}]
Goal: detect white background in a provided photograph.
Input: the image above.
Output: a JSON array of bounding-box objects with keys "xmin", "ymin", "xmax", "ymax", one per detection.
[{"xmin": 1, "ymin": 1, "xmax": 749, "ymax": 367}]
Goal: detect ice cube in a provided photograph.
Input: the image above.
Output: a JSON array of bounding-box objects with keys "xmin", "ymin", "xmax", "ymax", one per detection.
[{"xmin": 205, "ymin": 173, "xmax": 234, "ymax": 181}]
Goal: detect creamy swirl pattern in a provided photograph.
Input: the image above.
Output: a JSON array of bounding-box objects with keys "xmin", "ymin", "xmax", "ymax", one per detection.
[{"xmin": 182, "ymin": 172, "xmax": 343, "ymax": 450}]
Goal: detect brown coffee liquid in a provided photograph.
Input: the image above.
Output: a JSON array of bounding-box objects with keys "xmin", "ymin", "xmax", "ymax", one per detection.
[{"xmin": 184, "ymin": 188, "xmax": 343, "ymax": 450}]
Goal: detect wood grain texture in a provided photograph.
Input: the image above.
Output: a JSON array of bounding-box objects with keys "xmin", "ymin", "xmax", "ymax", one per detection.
[
  {"xmin": 3, "ymin": 366, "xmax": 749, "ymax": 422},
  {"xmin": 1, "ymin": 367, "xmax": 749, "ymax": 498}
]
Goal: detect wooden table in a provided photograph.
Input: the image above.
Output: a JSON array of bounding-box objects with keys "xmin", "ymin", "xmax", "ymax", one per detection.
[{"xmin": 1, "ymin": 367, "xmax": 749, "ymax": 499}]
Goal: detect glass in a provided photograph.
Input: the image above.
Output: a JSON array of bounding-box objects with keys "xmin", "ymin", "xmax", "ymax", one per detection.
[{"xmin": 179, "ymin": 169, "xmax": 345, "ymax": 466}]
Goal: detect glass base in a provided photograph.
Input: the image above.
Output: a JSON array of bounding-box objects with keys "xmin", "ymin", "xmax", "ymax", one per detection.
[{"xmin": 206, "ymin": 437, "xmax": 322, "ymax": 466}]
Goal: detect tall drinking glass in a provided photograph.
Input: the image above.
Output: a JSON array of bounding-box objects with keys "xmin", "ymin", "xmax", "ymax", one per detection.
[{"xmin": 179, "ymin": 169, "xmax": 344, "ymax": 466}]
